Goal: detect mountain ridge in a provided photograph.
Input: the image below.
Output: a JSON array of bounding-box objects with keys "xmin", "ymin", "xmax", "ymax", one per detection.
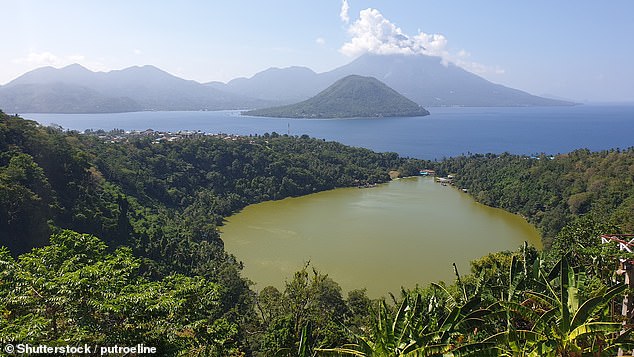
[
  {"xmin": 216, "ymin": 54, "xmax": 575, "ymax": 107},
  {"xmin": 0, "ymin": 64, "xmax": 269, "ymax": 113},
  {"xmin": 0, "ymin": 54, "xmax": 575, "ymax": 113}
]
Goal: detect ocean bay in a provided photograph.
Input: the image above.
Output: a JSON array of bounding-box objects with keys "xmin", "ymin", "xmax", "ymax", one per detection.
[{"xmin": 25, "ymin": 104, "xmax": 634, "ymax": 160}]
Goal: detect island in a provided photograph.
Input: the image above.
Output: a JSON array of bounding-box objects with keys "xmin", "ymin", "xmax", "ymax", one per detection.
[{"xmin": 242, "ymin": 74, "xmax": 430, "ymax": 118}]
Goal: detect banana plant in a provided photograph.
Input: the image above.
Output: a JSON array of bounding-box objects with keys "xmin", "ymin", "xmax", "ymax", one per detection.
[
  {"xmin": 315, "ymin": 294, "xmax": 425, "ymax": 356},
  {"xmin": 316, "ymin": 288, "xmax": 490, "ymax": 357},
  {"xmin": 484, "ymin": 255, "xmax": 633, "ymax": 356}
]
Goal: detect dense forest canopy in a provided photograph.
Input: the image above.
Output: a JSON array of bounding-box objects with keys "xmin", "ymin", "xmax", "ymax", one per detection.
[
  {"xmin": 436, "ymin": 150, "xmax": 634, "ymax": 249},
  {"xmin": 2, "ymin": 110, "xmax": 634, "ymax": 356}
]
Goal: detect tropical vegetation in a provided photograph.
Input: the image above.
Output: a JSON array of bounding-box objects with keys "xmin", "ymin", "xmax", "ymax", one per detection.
[{"xmin": 2, "ymin": 110, "xmax": 634, "ymax": 356}]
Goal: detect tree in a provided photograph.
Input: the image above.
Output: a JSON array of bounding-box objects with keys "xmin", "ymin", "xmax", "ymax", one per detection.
[
  {"xmin": 0, "ymin": 230, "xmax": 243, "ymax": 356},
  {"xmin": 257, "ymin": 265, "xmax": 348, "ymax": 355},
  {"xmin": 0, "ymin": 152, "xmax": 54, "ymax": 254}
]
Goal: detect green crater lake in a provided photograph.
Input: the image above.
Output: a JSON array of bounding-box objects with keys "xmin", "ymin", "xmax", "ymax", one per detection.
[{"xmin": 221, "ymin": 177, "xmax": 541, "ymax": 297}]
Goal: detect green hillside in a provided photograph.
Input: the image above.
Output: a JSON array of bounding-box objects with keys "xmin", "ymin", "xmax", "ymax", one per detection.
[
  {"xmin": 3, "ymin": 110, "xmax": 634, "ymax": 355},
  {"xmin": 243, "ymin": 75, "xmax": 430, "ymax": 118},
  {"xmin": 437, "ymin": 150, "xmax": 634, "ymax": 249}
]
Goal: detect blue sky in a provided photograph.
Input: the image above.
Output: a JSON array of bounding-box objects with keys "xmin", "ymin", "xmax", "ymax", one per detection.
[{"xmin": 2, "ymin": 1, "xmax": 633, "ymax": 102}]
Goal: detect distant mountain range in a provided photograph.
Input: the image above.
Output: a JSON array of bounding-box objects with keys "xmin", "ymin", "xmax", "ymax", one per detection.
[
  {"xmin": 244, "ymin": 75, "xmax": 429, "ymax": 118},
  {"xmin": 0, "ymin": 64, "xmax": 267, "ymax": 113},
  {"xmin": 214, "ymin": 54, "xmax": 575, "ymax": 107},
  {"xmin": 0, "ymin": 54, "xmax": 574, "ymax": 113}
]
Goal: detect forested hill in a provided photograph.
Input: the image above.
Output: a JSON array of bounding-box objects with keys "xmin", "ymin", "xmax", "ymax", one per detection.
[
  {"xmin": 0, "ymin": 111, "xmax": 422, "ymax": 257},
  {"xmin": 243, "ymin": 75, "xmax": 430, "ymax": 118},
  {"xmin": 437, "ymin": 150, "xmax": 634, "ymax": 248}
]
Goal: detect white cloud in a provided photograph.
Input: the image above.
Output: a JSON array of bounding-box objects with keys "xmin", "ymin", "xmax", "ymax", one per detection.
[
  {"xmin": 68, "ymin": 54, "xmax": 86, "ymax": 62},
  {"xmin": 340, "ymin": 8, "xmax": 504, "ymax": 76},
  {"xmin": 316, "ymin": 37, "xmax": 326, "ymax": 45},
  {"xmin": 133, "ymin": 49, "xmax": 142, "ymax": 55},
  {"xmin": 452, "ymin": 50, "xmax": 505, "ymax": 75},
  {"xmin": 12, "ymin": 51, "xmax": 109, "ymax": 72},
  {"xmin": 340, "ymin": 0, "xmax": 350, "ymax": 23},
  {"xmin": 13, "ymin": 51, "xmax": 65, "ymax": 66},
  {"xmin": 14, "ymin": 51, "xmax": 90, "ymax": 67},
  {"xmin": 340, "ymin": 9, "xmax": 448, "ymax": 57}
]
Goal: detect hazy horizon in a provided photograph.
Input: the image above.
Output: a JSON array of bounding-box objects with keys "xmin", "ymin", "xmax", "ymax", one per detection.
[{"xmin": 2, "ymin": 1, "xmax": 633, "ymax": 102}]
